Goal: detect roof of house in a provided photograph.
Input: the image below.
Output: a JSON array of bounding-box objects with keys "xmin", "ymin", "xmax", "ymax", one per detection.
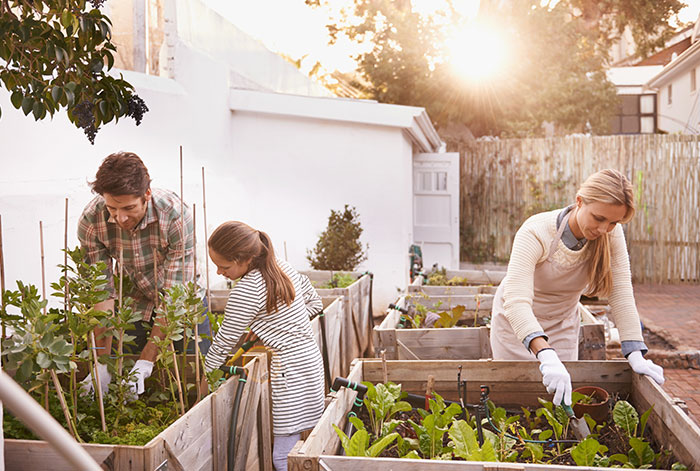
[
  {"xmin": 228, "ymin": 88, "xmax": 443, "ymax": 153},
  {"xmin": 647, "ymin": 39, "xmax": 700, "ymax": 89}
]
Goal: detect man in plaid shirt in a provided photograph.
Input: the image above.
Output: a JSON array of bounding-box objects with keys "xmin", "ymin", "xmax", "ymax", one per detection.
[{"xmin": 77, "ymin": 152, "xmax": 198, "ymax": 398}]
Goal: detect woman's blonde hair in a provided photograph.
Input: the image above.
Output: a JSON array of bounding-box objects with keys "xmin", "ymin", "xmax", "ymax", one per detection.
[
  {"xmin": 578, "ymin": 169, "xmax": 635, "ymax": 297},
  {"xmin": 208, "ymin": 221, "xmax": 295, "ymax": 313}
]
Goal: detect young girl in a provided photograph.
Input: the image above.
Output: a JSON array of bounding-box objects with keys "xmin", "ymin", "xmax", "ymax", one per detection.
[
  {"xmin": 203, "ymin": 221, "xmax": 325, "ymax": 471},
  {"xmin": 491, "ymin": 169, "xmax": 664, "ymax": 406}
]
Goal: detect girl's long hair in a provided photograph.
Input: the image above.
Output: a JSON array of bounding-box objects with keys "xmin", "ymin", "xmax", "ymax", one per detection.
[
  {"xmin": 208, "ymin": 221, "xmax": 295, "ymax": 313},
  {"xmin": 578, "ymin": 169, "xmax": 635, "ymax": 297}
]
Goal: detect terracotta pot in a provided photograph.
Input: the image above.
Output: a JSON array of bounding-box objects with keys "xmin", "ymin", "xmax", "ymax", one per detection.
[{"xmin": 572, "ymin": 385, "xmax": 610, "ymax": 423}]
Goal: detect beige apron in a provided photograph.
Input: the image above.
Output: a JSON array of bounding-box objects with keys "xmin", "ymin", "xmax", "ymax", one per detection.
[{"xmin": 491, "ymin": 212, "xmax": 589, "ymax": 360}]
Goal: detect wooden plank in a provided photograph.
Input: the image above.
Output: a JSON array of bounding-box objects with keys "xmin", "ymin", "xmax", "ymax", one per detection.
[
  {"xmin": 3, "ymin": 440, "xmax": 119, "ymax": 471},
  {"xmin": 234, "ymin": 359, "xmax": 262, "ymax": 471},
  {"xmin": 257, "ymin": 355, "xmax": 274, "ymax": 471},
  {"xmin": 295, "ymin": 362, "xmax": 363, "ymax": 458},
  {"xmin": 631, "ymin": 374, "xmax": 700, "ymax": 469},
  {"xmin": 211, "ymin": 371, "xmax": 241, "ymax": 470},
  {"xmin": 392, "ymin": 327, "xmax": 489, "ymax": 360},
  {"xmin": 408, "ymin": 285, "xmax": 498, "ymax": 295}
]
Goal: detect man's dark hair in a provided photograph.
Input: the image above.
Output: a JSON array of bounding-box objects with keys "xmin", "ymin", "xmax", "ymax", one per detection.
[{"xmin": 90, "ymin": 152, "xmax": 151, "ymax": 196}]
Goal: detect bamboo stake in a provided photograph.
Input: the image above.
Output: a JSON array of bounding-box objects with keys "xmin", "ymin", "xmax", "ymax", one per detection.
[
  {"xmin": 1, "ymin": 214, "xmax": 6, "ymax": 343},
  {"xmin": 179, "ymin": 146, "xmax": 189, "ymax": 404},
  {"xmin": 171, "ymin": 344, "xmax": 186, "ymax": 415},
  {"xmin": 117, "ymin": 245, "xmax": 124, "ymax": 378},
  {"xmin": 39, "ymin": 221, "xmax": 46, "ymax": 315},
  {"xmin": 193, "ymin": 203, "xmax": 202, "ymax": 402},
  {"xmin": 284, "ymin": 241, "xmax": 288, "ymax": 261},
  {"xmin": 49, "ymin": 369, "xmax": 79, "ymax": 440},
  {"xmin": 64, "ymin": 199, "xmax": 77, "ymax": 419},
  {"xmin": 202, "ymin": 167, "xmax": 211, "ymax": 307},
  {"xmin": 39, "ymin": 221, "xmax": 49, "ymax": 410},
  {"xmin": 89, "ymin": 330, "xmax": 107, "ymax": 432},
  {"xmin": 0, "ymin": 214, "xmax": 6, "ymax": 340}
]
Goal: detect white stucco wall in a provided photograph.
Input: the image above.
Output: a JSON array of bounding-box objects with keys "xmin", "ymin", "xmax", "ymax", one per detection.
[
  {"xmin": 655, "ymin": 65, "xmax": 700, "ymax": 133},
  {"xmin": 0, "ymin": 36, "xmax": 421, "ymax": 317}
]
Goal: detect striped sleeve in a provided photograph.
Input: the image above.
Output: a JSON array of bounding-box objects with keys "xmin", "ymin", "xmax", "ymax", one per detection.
[
  {"xmin": 298, "ymin": 273, "xmax": 323, "ymax": 318},
  {"xmin": 204, "ymin": 273, "xmax": 264, "ymax": 372}
]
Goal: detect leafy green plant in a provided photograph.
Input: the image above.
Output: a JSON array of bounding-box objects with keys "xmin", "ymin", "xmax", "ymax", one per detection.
[
  {"xmin": 333, "ymin": 418, "xmax": 400, "ymax": 457},
  {"xmin": 571, "ymin": 437, "xmax": 609, "ymax": 466},
  {"xmin": 316, "ymin": 272, "xmax": 356, "ymax": 289},
  {"xmin": 361, "ymin": 381, "xmax": 411, "ymax": 437},
  {"xmin": 0, "ymin": 0, "xmax": 149, "ymax": 143},
  {"xmin": 307, "ymin": 205, "xmax": 368, "ymax": 271},
  {"xmin": 614, "ymin": 400, "xmax": 640, "ymax": 437},
  {"xmin": 409, "ymin": 394, "xmax": 462, "ymax": 459},
  {"xmin": 434, "ymin": 305, "xmax": 466, "ymax": 329},
  {"xmin": 448, "ymin": 419, "xmax": 497, "ymax": 461}
]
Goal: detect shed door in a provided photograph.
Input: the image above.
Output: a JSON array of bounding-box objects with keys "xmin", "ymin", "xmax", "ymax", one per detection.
[{"xmin": 413, "ymin": 152, "xmax": 460, "ymax": 270}]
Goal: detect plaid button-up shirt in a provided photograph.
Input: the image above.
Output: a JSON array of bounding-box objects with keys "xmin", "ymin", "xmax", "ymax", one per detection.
[{"xmin": 77, "ymin": 188, "xmax": 195, "ymax": 321}]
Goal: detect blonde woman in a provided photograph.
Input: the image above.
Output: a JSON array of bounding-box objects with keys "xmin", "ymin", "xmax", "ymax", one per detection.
[{"xmin": 490, "ymin": 169, "xmax": 664, "ymax": 406}]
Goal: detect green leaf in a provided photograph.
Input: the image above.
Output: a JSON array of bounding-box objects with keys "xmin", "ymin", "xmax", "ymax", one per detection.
[
  {"xmin": 613, "ymin": 400, "xmax": 639, "ymax": 436},
  {"xmin": 639, "ymin": 405, "xmax": 653, "ymax": 437},
  {"xmin": 21, "ymin": 96, "xmax": 33, "ymax": 115},
  {"xmin": 629, "ymin": 437, "xmax": 656, "ymax": 467},
  {"xmin": 36, "ymin": 351, "xmax": 51, "ymax": 369},
  {"xmin": 51, "ymin": 86, "xmax": 63, "ymax": 103},
  {"xmin": 401, "ymin": 450, "xmax": 421, "ymax": 459},
  {"xmin": 10, "ymin": 91, "xmax": 23, "ymax": 109},
  {"xmin": 571, "ymin": 437, "xmax": 605, "ymax": 466},
  {"xmin": 16, "ymin": 358, "xmax": 34, "ymax": 383},
  {"xmin": 367, "ymin": 432, "xmax": 399, "ymax": 457},
  {"xmin": 449, "ymin": 419, "xmax": 479, "ymax": 459},
  {"xmin": 346, "ymin": 429, "xmax": 370, "ymax": 456}
]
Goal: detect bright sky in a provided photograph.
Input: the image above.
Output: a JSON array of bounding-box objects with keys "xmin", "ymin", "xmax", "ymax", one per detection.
[{"xmin": 202, "ymin": 0, "xmax": 700, "ymax": 75}]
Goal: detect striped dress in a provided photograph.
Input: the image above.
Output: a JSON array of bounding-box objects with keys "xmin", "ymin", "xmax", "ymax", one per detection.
[{"xmin": 204, "ymin": 259, "xmax": 325, "ymax": 435}]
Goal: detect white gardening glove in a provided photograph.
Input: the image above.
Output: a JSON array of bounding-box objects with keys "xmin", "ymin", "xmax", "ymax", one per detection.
[
  {"xmin": 537, "ymin": 348, "xmax": 572, "ymax": 406},
  {"xmin": 126, "ymin": 359, "xmax": 154, "ymax": 399},
  {"xmin": 627, "ymin": 351, "xmax": 665, "ymax": 385},
  {"xmin": 79, "ymin": 362, "xmax": 111, "ymax": 397}
]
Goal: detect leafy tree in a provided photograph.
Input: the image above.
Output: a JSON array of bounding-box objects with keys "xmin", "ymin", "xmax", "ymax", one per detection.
[
  {"xmin": 0, "ymin": 0, "xmax": 148, "ymax": 143},
  {"xmin": 305, "ymin": 0, "xmax": 684, "ymax": 137},
  {"xmin": 307, "ymin": 204, "xmax": 368, "ymax": 271}
]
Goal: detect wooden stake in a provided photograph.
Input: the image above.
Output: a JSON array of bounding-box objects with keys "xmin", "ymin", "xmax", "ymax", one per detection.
[
  {"xmin": 117, "ymin": 246, "xmax": 124, "ymax": 378},
  {"xmin": 39, "ymin": 221, "xmax": 46, "ymax": 315},
  {"xmin": 179, "ymin": 146, "xmax": 189, "ymax": 403},
  {"xmin": 201, "ymin": 167, "xmax": 211, "ymax": 310},
  {"xmin": 89, "ymin": 330, "xmax": 107, "ymax": 432},
  {"xmin": 380, "ymin": 349, "xmax": 388, "ymax": 384},
  {"xmin": 193, "ymin": 203, "xmax": 202, "ymax": 402},
  {"xmin": 50, "ymin": 369, "xmax": 79, "ymax": 440},
  {"xmin": 1, "ymin": 214, "xmax": 6, "ymax": 344},
  {"xmin": 284, "ymin": 241, "xmax": 288, "ymax": 261},
  {"xmin": 63, "ymin": 199, "xmax": 68, "ymax": 310},
  {"xmin": 171, "ymin": 345, "xmax": 186, "ymax": 415}
]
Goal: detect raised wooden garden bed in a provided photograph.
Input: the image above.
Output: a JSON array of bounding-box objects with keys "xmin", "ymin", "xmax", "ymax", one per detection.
[
  {"xmin": 310, "ymin": 296, "xmax": 346, "ymax": 392},
  {"xmin": 302, "ymin": 270, "xmax": 374, "ymax": 371},
  {"xmin": 374, "ymin": 294, "xmax": 494, "ymax": 360},
  {"xmin": 376, "ymin": 296, "xmax": 605, "ymax": 361},
  {"xmin": 289, "ymin": 358, "xmax": 700, "ymax": 471},
  {"xmin": 5, "ymin": 352, "xmax": 273, "ymax": 471},
  {"xmin": 411, "ymin": 268, "xmax": 506, "ymax": 289}
]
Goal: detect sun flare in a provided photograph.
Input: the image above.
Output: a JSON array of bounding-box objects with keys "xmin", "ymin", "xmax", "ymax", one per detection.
[{"xmin": 446, "ymin": 23, "xmax": 509, "ymax": 83}]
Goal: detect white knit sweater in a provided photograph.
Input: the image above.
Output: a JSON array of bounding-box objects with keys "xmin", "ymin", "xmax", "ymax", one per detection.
[{"xmin": 502, "ymin": 209, "xmax": 644, "ymax": 344}]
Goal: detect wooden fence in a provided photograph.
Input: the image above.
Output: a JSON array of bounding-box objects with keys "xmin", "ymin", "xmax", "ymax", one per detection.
[{"xmin": 458, "ymin": 134, "xmax": 700, "ymax": 284}]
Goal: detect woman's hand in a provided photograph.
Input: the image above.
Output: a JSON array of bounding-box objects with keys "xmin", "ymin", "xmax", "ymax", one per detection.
[
  {"xmin": 536, "ymin": 348, "xmax": 572, "ymax": 405},
  {"xmin": 627, "ymin": 351, "xmax": 665, "ymax": 385}
]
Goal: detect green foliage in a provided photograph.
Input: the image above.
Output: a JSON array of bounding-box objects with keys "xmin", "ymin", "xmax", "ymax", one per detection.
[
  {"xmin": 571, "ymin": 437, "xmax": 609, "ymax": 466},
  {"xmin": 408, "ymin": 394, "xmax": 462, "ymax": 459},
  {"xmin": 434, "ymin": 305, "xmax": 465, "ymax": 329},
  {"xmin": 361, "ymin": 381, "xmax": 412, "ymax": 437},
  {"xmin": 307, "ymin": 205, "xmax": 368, "ymax": 271},
  {"xmin": 332, "ymin": 423, "xmax": 400, "ymax": 457},
  {"xmin": 614, "ymin": 400, "xmax": 640, "ymax": 437},
  {"xmin": 448, "ymin": 419, "xmax": 498, "ymax": 461},
  {"xmin": 316, "ymin": 272, "xmax": 356, "ymax": 289},
  {"xmin": 0, "ymin": 0, "xmax": 148, "ymax": 143}
]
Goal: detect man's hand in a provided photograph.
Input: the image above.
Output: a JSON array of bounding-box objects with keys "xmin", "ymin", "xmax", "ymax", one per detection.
[
  {"xmin": 79, "ymin": 363, "xmax": 111, "ymax": 397},
  {"xmin": 537, "ymin": 348, "xmax": 572, "ymax": 406},
  {"xmin": 627, "ymin": 351, "xmax": 665, "ymax": 385},
  {"xmin": 126, "ymin": 359, "xmax": 154, "ymax": 399}
]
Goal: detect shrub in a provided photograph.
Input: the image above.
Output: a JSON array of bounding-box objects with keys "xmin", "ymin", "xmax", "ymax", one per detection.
[{"xmin": 307, "ymin": 205, "xmax": 368, "ymax": 271}]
